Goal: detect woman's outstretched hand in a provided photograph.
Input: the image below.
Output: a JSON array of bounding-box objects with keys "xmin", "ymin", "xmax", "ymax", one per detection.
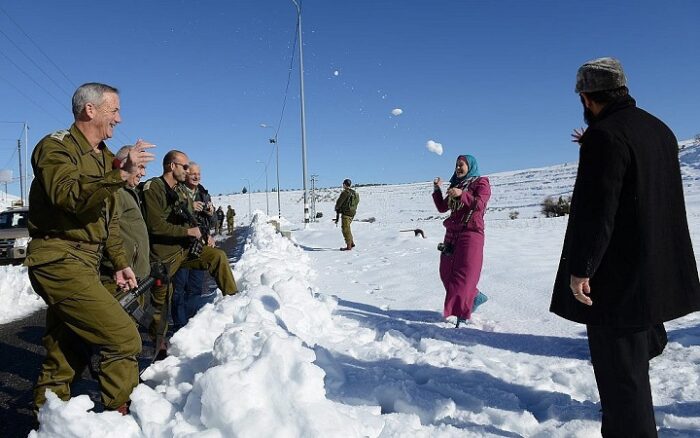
[{"xmin": 433, "ymin": 177, "xmax": 442, "ymax": 190}]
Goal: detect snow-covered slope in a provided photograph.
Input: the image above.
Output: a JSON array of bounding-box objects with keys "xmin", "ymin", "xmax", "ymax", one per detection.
[{"xmin": 6, "ymin": 137, "xmax": 699, "ymax": 437}]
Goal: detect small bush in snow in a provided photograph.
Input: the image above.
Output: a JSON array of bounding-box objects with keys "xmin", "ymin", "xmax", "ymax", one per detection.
[
  {"xmin": 509, "ymin": 211, "xmax": 519, "ymax": 220},
  {"xmin": 541, "ymin": 196, "xmax": 571, "ymax": 217}
]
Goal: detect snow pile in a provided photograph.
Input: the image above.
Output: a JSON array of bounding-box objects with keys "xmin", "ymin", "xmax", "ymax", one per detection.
[
  {"xmin": 0, "ymin": 264, "xmax": 45, "ymax": 324},
  {"xmin": 30, "ymin": 213, "xmax": 384, "ymax": 438}
]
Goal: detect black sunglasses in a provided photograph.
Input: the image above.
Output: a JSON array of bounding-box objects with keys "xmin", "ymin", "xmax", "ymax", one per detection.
[{"xmin": 173, "ymin": 162, "xmax": 190, "ymax": 171}]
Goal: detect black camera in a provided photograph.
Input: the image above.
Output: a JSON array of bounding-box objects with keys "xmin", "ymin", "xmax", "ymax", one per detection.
[{"xmin": 437, "ymin": 242, "xmax": 454, "ymax": 256}]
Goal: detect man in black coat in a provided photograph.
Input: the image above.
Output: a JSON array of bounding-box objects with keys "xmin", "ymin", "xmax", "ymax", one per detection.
[{"xmin": 550, "ymin": 57, "xmax": 700, "ymax": 437}]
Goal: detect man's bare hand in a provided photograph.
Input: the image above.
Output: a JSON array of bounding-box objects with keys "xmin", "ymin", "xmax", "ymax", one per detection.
[
  {"xmin": 187, "ymin": 227, "xmax": 202, "ymax": 239},
  {"xmin": 193, "ymin": 201, "xmax": 204, "ymax": 212},
  {"xmin": 121, "ymin": 139, "xmax": 155, "ymax": 178},
  {"xmin": 570, "ymin": 275, "xmax": 593, "ymax": 306},
  {"xmin": 571, "ymin": 127, "xmax": 585, "ymax": 144},
  {"xmin": 115, "ymin": 267, "xmax": 137, "ymax": 291}
]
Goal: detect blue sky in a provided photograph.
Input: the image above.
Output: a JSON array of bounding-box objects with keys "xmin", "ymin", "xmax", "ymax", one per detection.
[{"xmin": 0, "ymin": 0, "xmax": 698, "ymax": 198}]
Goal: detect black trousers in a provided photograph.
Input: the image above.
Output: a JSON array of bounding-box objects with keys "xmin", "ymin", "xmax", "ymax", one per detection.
[{"xmin": 586, "ymin": 324, "xmax": 667, "ymax": 438}]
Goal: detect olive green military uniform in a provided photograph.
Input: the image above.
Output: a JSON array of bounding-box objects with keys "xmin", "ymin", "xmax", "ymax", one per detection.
[
  {"xmin": 25, "ymin": 124, "xmax": 140, "ymax": 411},
  {"xmin": 101, "ymin": 185, "xmax": 150, "ymax": 295},
  {"xmin": 335, "ymin": 187, "xmax": 358, "ymax": 247},
  {"xmin": 141, "ymin": 177, "xmax": 237, "ymax": 340},
  {"xmin": 226, "ymin": 206, "xmax": 235, "ymax": 235}
]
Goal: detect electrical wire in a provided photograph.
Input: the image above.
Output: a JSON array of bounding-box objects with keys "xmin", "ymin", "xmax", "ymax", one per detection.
[
  {"xmin": 0, "ymin": 72, "xmax": 66, "ymax": 125},
  {"xmin": 0, "ymin": 46, "xmax": 71, "ymax": 113},
  {"xmin": 0, "ymin": 26, "xmax": 73, "ymax": 99},
  {"xmin": 0, "ymin": 5, "xmax": 76, "ymax": 89},
  {"xmin": 272, "ymin": 16, "xmax": 299, "ymax": 144}
]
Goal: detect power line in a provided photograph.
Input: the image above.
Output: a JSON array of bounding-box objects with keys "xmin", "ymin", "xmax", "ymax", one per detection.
[
  {"xmin": 0, "ymin": 72, "xmax": 66, "ymax": 125},
  {"xmin": 0, "ymin": 27, "xmax": 73, "ymax": 99},
  {"xmin": 272, "ymin": 17, "xmax": 300, "ymax": 143},
  {"xmin": 0, "ymin": 46, "xmax": 71, "ymax": 113},
  {"xmin": 0, "ymin": 5, "xmax": 76, "ymax": 89}
]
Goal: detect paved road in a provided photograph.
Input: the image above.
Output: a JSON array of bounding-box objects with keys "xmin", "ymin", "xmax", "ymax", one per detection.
[{"xmin": 0, "ymin": 230, "xmax": 247, "ymax": 437}]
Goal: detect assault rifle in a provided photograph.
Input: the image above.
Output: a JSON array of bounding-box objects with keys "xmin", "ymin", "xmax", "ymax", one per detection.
[
  {"xmin": 117, "ymin": 262, "xmax": 168, "ymax": 328},
  {"xmin": 172, "ymin": 201, "xmax": 210, "ymax": 258}
]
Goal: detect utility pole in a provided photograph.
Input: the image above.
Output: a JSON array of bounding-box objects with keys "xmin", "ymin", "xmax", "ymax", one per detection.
[
  {"xmin": 24, "ymin": 122, "xmax": 29, "ymax": 204},
  {"xmin": 271, "ymin": 138, "xmax": 281, "ymax": 219},
  {"xmin": 310, "ymin": 174, "xmax": 318, "ymax": 222},
  {"xmin": 291, "ymin": 0, "xmax": 309, "ymax": 225},
  {"xmin": 17, "ymin": 140, "xmax": 24, "ymax": 206}
]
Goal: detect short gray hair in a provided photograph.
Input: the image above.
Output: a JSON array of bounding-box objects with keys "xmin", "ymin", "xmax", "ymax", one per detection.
[
  {"xmin": 72, "ymin": 83, "xmax": 119, "ymax": 117},
  {"xmin": 115, "ymin": 145, "xmax": 132, "ymax": 160}
]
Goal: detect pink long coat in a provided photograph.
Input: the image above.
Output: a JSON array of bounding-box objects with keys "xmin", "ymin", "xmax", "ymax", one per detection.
[{"xmin": 432, "ymin": 177, "xmax": 491, "ymax": 320}]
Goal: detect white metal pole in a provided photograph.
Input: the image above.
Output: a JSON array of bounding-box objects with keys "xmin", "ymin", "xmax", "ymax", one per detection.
[
  {"xmin": 292, "ymin": 0, "xmax": 309, "ymax": 225},
  {"xmin": 24, "ymin": 122, "xmax": 29, "ymax": 204}
]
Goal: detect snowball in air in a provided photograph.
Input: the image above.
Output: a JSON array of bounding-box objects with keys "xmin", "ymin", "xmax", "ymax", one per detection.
[
  {"xmin": 333, "ymin": 70, "xmax": 339, "ymax": 76},
  {"xmin": 426, "ymin": 140, "xmax": 443, "ymax": 156},
  {"xmin": 391, "ymin": 108, "xmax": 403, "ymax": 116}
]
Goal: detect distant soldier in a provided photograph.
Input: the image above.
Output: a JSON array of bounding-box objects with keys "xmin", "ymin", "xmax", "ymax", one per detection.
[
  {"xmin": 215, "ymin": 206, "xmax": 224, "ymax": 235},
  {"xmin": 226, "ymin": 205, "xmax": 236, "ymax": 235},
  {"xmin": 26, "ymin": 83, "xmax": 154, "ymax": 414},
  {"xmin": 333, "ymin": 178, "xmax": 359, "ymax": 251}
]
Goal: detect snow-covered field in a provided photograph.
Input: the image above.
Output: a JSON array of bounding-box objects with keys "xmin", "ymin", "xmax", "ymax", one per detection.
[{"xmin": 3, "ymin": 141, "xmax": 700, "ymax": 436}]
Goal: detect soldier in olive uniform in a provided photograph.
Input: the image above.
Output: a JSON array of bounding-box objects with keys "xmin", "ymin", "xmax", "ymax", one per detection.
[
  {"xmin": 215, "ymin": 206, "xmax": 224, "ymax": 235},
  {"xmin": 141, "ymin": 150, "xmax": 237, "ymax": 352},
  {"xmin": 25, "ymin": 83, "xmax": 155, "ymax": 414},
  {"xmin": 226, "ymin": 205, "xmax": 236, "ymax": 235},
  {"xmin": 100, "ymin": 145, "xmax": 151, "ymax": 294},
  {"xmin": 333, "ymin": 178, "xmax": 359, "ymax": 251}
]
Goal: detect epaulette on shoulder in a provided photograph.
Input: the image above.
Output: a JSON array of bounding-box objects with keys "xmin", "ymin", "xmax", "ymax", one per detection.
[
  {"xmin": 142, "ymin": 177, "xmax": 164, "ymax": 192},
  {"xmin": 49, "ymin": 130, "xmax": 70, "ymax": 141}
]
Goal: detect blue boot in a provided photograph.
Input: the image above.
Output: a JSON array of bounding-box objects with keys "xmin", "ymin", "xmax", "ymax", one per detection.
[{"xmin": 472, "ymin": 290, "xmax": 489, "ymax": 313}]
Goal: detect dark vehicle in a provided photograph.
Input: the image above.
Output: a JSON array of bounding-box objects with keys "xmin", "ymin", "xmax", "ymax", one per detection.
[{"xmin": 0, "ymin": 206, "xmax": 29, "ymax": 264}]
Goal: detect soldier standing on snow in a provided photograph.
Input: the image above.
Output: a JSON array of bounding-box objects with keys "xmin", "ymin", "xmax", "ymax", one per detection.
[
  {"xmin": 141, "ymin": 150, "xmax": 237, "ymax": 358},
  {"xmin": 550, "ymin": 57, "xmax": 700, "ymax": 436},
  {"xmin": 226, "ymin": 205, "xmax": 235, "ymax": 235},
  {"xmin": 26, "ymin": 83, "xmax": 154, "ymax": 415},
  {"xmin": 215, "ymin": 206, "xmax": 224, "ymax": 235},
  {"xmin": 333, "ymin": 178, "xmax": 359, "ymax": 251}
]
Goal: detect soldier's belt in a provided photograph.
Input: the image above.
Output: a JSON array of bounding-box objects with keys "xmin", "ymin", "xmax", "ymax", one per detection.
[{"xmin": 41, "ymin": 236, "xmax": 103, "ymax": 253}]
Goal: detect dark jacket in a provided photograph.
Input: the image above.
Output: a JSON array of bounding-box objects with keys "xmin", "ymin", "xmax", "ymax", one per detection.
[
  {"xmin": 180, "ymin": 183, "xmax": 213, "ymax": 229},
  {"xmin": 550, "ymin": 95, "xmax": 700, "ymax": 327}
]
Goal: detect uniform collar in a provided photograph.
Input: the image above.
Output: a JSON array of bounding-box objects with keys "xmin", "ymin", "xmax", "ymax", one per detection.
[{"xmin": 70, "ymin": 123, "xmax": 108, "ymax": 155}]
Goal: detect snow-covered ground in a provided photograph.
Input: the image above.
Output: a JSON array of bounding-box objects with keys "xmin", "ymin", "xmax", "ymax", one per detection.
[{"xmin": 3, "ymin": 141, "xmax": 700, "ymax": 437}]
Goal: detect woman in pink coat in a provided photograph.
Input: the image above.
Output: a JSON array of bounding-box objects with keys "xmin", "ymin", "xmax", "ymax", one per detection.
[{"xmin": 433, "ymin": 154, "xmax": 491, "ymax": 327}]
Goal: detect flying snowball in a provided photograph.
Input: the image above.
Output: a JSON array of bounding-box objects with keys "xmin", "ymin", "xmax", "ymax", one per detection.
[
  {"xmin": 426, "ymin": 140, "xmax": 443, "ymax": 156},
  {"xmin": 333, "ymin": 70, "xmax": 340, "ymax": 76},
  {"xmin": 391, "ymin": 108, "xmax": 403, "ymax": 116}
]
